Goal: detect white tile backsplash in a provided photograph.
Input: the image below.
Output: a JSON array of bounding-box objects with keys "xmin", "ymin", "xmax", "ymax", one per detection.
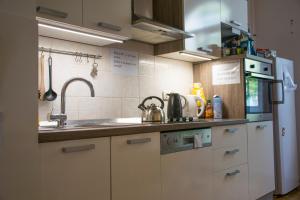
[{"xmin": 38, "ymin": 37, "xmax": 193, "ymax": 120}]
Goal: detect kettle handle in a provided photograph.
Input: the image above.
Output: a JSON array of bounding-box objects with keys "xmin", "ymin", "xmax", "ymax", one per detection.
[
  {"xmin": 193, "ymin": 96, "xmax": 205, "ymax": 117},
  {"xmin": 180, "ymin": 95, "xmax": 188, "ymax": 109},
  {"xmin": 139, "ymin": 96, "xmax": 164, "ymax": 109}
]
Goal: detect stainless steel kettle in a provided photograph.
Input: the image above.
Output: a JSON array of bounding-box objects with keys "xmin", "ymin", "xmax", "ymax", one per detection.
[{"xmin": 138, "ymin": 96, "xmax": 165, "ymax": 122}]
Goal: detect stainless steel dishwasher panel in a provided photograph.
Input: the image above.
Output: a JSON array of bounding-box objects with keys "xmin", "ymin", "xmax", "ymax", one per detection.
[{"xmin": 160, "ymin": 128, "xmax": 212, "ymax": 154}]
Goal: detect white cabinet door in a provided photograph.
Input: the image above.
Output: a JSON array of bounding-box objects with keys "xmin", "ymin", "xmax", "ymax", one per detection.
[
  {"xmin": 213, "ymin": 164, "xmax": 249, "ymax": 200},
  {"xmin": 221, "ymin": 0, "xmax": 248, "ymax": 31},
  {"xmin": 248, "ymin": 121, "xmax": 275, "ymax": 200},
  {"xmin": 40, "ymin": 137, "xmax": 110, "ymax": 200},
  {"xmin": 184, "ymin": 0, "xmax": 222, "ymax": 57},
  {"xmin": 36, "ymin": 0, "xmax": 83, "ymax": 26},
  {"xmin": 161, "ymin": 147, "xmax": 213, "ymax": 200},
  {"xmin": 111, "ymin": 132, "xmax": 161, "ymax": 200},
  {"xmin": 83, "ymin": 0, "xmax": 132, "ymax": 38}
]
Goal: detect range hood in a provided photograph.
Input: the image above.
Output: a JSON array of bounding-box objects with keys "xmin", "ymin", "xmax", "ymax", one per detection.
[{"xmin": 131, "ymin": 0, "xmax": 193, "ymax": 44}]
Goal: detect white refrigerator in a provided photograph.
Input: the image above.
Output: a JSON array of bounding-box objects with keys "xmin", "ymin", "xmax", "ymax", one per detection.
[{"xmin": 273, "ymin": 57, "xmax": 299, "ymax": 195}]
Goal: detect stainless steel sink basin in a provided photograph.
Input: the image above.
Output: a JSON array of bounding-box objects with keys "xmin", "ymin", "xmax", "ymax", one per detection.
[{"xmin": 39, "ymin": 118, "xmax": 143, "ymax": 131}]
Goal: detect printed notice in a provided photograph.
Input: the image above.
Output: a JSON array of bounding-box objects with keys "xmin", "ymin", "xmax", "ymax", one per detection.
[
  {"xmin": 111, "ymin": 48, "xmax": 138, "ymax": 76},
  {"xmin": 212, "ymin": 62, "xmax": 241, "ymax": 85}
]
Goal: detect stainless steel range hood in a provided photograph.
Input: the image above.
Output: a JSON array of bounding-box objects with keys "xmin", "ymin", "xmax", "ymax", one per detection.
[{"xmin": 131, "ymin": 0, "xmax": 193, "ymax": 44}]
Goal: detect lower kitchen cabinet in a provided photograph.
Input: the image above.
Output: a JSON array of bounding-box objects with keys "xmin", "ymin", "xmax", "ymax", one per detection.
[
  {"xmin": 213, "ymin": 164, "xmax": 249, "ymax": 200},
  {"xmin": 248, "ymin": 121, "xmax": 275, "ymax": 200},
  {"xmin": 212, "ymin": 124, "xmax": 249, "ymax": 200},
  {"xmin": 111, "ymin": 132, "xmax": 161, "ymax": 200},
  {"xmin": 161, "ymin": 147, "xmax": 213, "ymax": 200},
  {"xmin": 40, "ymin": 137, "xmax": 110, "ymax": 200}
]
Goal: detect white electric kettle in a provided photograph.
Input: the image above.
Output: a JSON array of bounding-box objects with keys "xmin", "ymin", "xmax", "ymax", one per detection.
[{"xmin": 184, "ymin": 95, "xmax": 205, "ymax": 118}]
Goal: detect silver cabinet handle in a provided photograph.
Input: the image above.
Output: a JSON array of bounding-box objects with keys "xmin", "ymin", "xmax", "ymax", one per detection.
[
  {"xmin": 36, "ymin": 6, "xmax": 68, "ymax": 19},
  {"xmin": 256, "ymin": 125, "xmax": 267, "ymax": 129},
  {"xmin": 197, "ymin": 47, "xmax": 213, "ymax": 53},
  {"xmin": 97, "ymin": 22, "xmax": 122, "ymax": 32},
  {"xmin": 225, "ymin": 149, "xmax": 240, "ymax": 155},
  {"xmin": 226, "ymin": 170, "xmax": 240, "ymax": 177},
  {"xmin": 225, "ymin": 128, "xmax": 238, "ymax": 134},
  {"xmin": 62, "ymin": 144, "xmax": 95, "ymax": 153},
  {"xmin": 230, "ymin": 20, "xmax": 242, "ymax": 26},
  {"xmin": 127, "ymin": 138, "xmax": 151, "ymax": 145}
]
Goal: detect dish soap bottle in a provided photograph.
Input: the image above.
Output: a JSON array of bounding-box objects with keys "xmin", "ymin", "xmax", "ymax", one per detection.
[
  {"xmin": 205, "ymin": 100, "xmax": 214, "ymax": 119},
  {"xmin": 192, "ymin": 82, "xmax": 206, "ymax": 105}
]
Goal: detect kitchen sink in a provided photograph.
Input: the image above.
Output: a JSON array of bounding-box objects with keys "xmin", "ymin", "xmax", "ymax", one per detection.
[{"xmin": 39, "ymin": 118, "xmax": 143, "ymax": 131}]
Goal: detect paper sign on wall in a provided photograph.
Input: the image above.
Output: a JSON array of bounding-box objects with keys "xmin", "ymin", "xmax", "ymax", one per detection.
[
  {"xmin": 212, "ymin": 62, "xmax": 241, "ymax": 85},
  {"xmin": 111, "ymin": 48, "xmax": 138, "ymax": 76}
]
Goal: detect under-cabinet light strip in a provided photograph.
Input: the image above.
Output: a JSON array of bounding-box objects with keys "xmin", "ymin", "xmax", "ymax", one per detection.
[
  {"xmin": 38, "ymin": 23, "xmax": 124, "ymax": 43},
  {"xmin": 179, "ymin": 52, "xmax": 212, "ymax": 61}
]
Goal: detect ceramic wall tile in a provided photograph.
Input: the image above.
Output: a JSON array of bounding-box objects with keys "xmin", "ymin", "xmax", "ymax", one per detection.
[
  {"xmin": 139, "ymin": 54, "xmax": 155, "ymax": 76},
  {"xmin": 122, "ymin": 98, "xmax": 140, "ymax": 118},
  {"xmin": 77, "ymin": 97, "xmax": 102, "ymax": 120},
  {"xmin": 99, "ymin": 98, "xmax": 122, "ymax": 119},
  {"xmin": 38, "ymin": 37, "xmax": 193, "ymax": 121},
  {"xmin": 122, "ymin": 76, "xmax": 139, "ymax": 98}
]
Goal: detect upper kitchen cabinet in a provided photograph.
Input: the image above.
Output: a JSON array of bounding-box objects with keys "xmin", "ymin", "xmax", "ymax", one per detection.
[
  {"xmin": 153, "ymin": 0, "xmax": 222, "ymax": 62},
  {"xmin": 221, "ymin": 0, "xmax": 248, "ymax": 32},
  {"xmin": 83, "ymin": 0, "xmax": 132, "ymax": 38},
  {"xmin": 36, "ymin": 0, "xmax": 129, "ymax": 46},
  {"xmin": 183, "ymin": 0, "xmax": 222, "ymax": 57},
  {"xmin": 36, "ymin": 0, "xmax": 82, "ymax": 26}
]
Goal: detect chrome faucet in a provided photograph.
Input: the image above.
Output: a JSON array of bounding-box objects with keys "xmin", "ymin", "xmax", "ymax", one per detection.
[{"xmin": 50, "ymin": 78, "xmax": 95, "ymax": 128}]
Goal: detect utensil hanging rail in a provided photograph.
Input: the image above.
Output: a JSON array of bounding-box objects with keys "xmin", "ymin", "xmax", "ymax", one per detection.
[{"xmin": 38, "ymin": 47, "xmax": 102, "ymax": 59}]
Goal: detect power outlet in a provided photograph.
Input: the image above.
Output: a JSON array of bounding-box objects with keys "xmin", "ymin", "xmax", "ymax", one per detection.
[{"xmin": 162, "ymin": 91, "xmax": 170, "ymax": 101}]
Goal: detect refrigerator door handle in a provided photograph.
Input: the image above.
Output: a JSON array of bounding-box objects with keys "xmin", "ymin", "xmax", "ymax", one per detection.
[{"xmin": 272, "ymin": 80, "xmax": 285, "ymax": 104}]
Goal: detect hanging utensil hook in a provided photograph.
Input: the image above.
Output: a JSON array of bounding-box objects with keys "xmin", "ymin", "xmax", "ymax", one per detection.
[
  {"xmin": 93, "ymin": 56, "xmax": 98, "ymax": 67},
  {"xmin": 79, "ymin": 53, "xmax": 83, "ymax": 63},
  {"xmin": 90, "ymin": 56, "xmax": 99, "ymax": 78},
  {"xmin": 40, "ymin": 47, "xmax": 44, "ymax": 56},
  {"xmin": 75, "ymin": 52, "xmax": 79, "ymax": 63}
]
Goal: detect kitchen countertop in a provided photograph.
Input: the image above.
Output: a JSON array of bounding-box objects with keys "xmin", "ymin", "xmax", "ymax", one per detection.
[{"xmin": 39, "ymin": 118, "xmax": 248, "ymax": 143}]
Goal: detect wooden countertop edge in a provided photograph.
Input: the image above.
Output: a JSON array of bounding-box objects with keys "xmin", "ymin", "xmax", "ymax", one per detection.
[{"xmin": 38, "ymin": 119, "xmax": 248, "ymax": 143}]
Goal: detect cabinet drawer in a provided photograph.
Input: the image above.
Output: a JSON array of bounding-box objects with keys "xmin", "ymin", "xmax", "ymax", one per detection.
[
  {"xmin": 212, "ymin": 124, "xmax": 246, "ymax": 149},
  {"xmin": 213, "ymin": 144, "xmax": 247, "ymax": 172},
  {"xmin": 213, "ymin": 164, "xmax": 249, "ymax": 200}
]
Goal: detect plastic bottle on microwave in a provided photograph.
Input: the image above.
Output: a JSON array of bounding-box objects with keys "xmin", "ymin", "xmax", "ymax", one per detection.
[{"xmin": 213, "ymin": 95, "xmax": 222, "ymax": 119}]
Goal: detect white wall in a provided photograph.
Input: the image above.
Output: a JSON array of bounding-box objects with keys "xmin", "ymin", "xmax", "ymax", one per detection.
[
  {"xmin": 38, "ymin": 37, "xmax": 194, "ymax": 121},
  {"xmin": 0, "ymin": 0, "xmax": 40, "ymax": 199}
]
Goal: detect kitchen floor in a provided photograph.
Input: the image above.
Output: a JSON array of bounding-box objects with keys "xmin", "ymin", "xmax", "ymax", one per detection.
[{"xmin": 275, "ymin": 188, "xmax": 300, "ymax": 200}]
